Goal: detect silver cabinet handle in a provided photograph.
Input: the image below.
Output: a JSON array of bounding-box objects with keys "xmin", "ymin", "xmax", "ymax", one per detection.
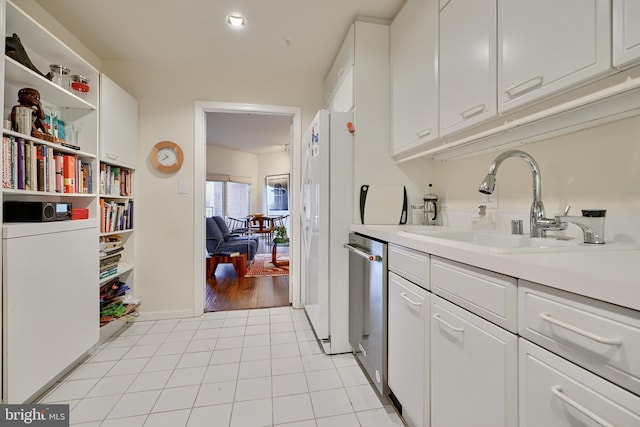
[
  {"xmin": 460, "ymin": 104, "xmax": 485, "ymax": 119},
  {"xmin": 505, "ymin": 75, "xmax": 544, "ymax": 98},
  {"xmin": 433, "ymin": 313, "xmax": 464, "ymax": 332},
  {"xmin": 551, "ymin": 385, "xmax": 614, "ymax": 427},
  {"xmin": 343, "ymin": 244, "xmax": 382, "ymax": 262},
  {"xmin": 400, "ymin": 292, "xmax": 422, "ymax": 306},
  {"xmin": 416, "ymin": 128, "xmax": 432, "ymax": 138},
  {"xmin": 540, "ymin": 312, "xmax": 622, "ymax": 346}
]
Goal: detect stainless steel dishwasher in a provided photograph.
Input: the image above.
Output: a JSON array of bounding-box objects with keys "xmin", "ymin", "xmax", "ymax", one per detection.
[{"xmin": 344, "ymin": 232, "xmax": 388, "ymax": 395}]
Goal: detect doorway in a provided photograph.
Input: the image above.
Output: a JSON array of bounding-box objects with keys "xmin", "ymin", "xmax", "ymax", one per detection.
[{"xmin": 193, "ymin": 101, "xmax": 302, "ymax": 315}]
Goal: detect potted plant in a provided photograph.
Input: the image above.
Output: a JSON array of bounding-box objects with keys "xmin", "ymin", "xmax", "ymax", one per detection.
[{"xmin": 273, "ymin": 226, "xmax": 289, "ymax": 243}]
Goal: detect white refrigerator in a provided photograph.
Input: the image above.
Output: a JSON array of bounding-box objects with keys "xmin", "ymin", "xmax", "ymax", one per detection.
[{"xmin": 301, "ymin": 109, "xmax": 354, "ymax": 354}]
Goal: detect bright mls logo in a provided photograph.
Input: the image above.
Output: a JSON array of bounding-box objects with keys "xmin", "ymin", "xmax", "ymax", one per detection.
[{"xmin": 0, "ymin": 405, "xmax": 68, "ymax": 426}]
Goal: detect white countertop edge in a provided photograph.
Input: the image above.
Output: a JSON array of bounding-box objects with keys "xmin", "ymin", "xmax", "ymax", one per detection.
[{"xmin": 351, "ymin": 224, "xmax": 640, "ymax": 313}]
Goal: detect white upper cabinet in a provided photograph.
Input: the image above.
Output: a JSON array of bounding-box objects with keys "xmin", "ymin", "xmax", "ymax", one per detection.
[
  {"xmin": 498, "ymin": 0, "xmax": 611, "ymax": 113},
  {"xmin": 324, "ymin": 26, "xmax": 354, "ymax": 112},
  {"xmin": 390, "ymin": 0, "xmax": 438, "ymax": 155},
  {"xmin": 100, "ymin": 74, "xmax": 138, "ymax": 169},
  {"xmin": 613, "ymin": 0, "xmax": 640, "ymax": 68},
  {"xmin": 439, "ymin": 0, "xmax": 497, "ymax": 137}
]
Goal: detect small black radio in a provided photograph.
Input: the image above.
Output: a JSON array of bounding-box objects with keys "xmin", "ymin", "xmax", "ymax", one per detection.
[{"xmin": 3, "ymin": 201, "xmax": 72, "ymax": 222}]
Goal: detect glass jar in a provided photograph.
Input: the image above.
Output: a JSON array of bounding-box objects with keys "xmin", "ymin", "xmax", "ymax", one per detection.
[
  {"xmin": 49, "ymin": 64, "xmax": 70, "ymax": 88},
  {"xmin": 70, "ymin": 75, "xmax": 90, "ymax": 99}
]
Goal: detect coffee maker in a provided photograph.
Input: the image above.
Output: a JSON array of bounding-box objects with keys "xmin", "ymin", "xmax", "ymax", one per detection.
[{"xmin": 424, "ymin": 184, "xmax": 439, "ymax": 225}]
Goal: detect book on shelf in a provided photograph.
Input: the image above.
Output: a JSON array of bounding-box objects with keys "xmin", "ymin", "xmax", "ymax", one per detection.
[
  {"xmin": 0, "ymin": 134, "xmax": 92, "ymax": 194},
  {"xmin": 99, "ymin": 267, "xmax": 118, "ymax": 279},
  {"xmin": 100, "ymin": 253, "xmax": 122, "ymax": 266},
  {"xmin": 63, "ymin": 154, "xmax": 75, "ymax": 193},
  {"xmin": 55, "ymin": 152, "xmax": 63, "ymax": 192},
  {"xmin": 101, "ymin": 246, "xmax": 125, "ymax": 257},
  {"xmin": 100, "ymin": 199, "xmax": 133, "ymax": 233},
  {"xmin": 100, "ymin": 164, "xmax": 134, "ymax": 196}
]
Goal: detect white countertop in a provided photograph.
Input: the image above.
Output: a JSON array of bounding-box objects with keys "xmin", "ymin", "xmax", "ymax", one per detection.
[{"xmin": 351, "ymin": 224, "xmax": 640, "ymax": 312}]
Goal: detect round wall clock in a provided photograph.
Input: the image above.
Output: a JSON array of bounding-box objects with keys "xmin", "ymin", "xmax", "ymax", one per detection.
[{"xmin": 150, "ymin": 140, "xmax": 183, "ymax": 173}]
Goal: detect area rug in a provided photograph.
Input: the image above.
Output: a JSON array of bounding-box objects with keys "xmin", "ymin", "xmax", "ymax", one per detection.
[{"xmin": 245, "ymin": 253, "xmax": 289, "ymax": 277}]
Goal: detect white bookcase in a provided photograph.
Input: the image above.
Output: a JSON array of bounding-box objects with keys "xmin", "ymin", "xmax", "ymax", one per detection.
[
  {"xmin": 97, "ymin": 73, "xmax": 138, "ymax": 343},
  {"xmin": 1, "ymin": 0, "xmax": 100, "ymax": 403}
]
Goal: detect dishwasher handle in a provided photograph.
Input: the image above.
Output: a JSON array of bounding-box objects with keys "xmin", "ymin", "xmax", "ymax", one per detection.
[{"xmin": 343, "ymin": 243, "xmax": 383, "ymax": 262}]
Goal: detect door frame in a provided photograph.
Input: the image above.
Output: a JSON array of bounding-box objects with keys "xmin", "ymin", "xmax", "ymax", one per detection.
[{"xmin": 193, "ymin": 101, "xmax": 302, "ymax": 315}]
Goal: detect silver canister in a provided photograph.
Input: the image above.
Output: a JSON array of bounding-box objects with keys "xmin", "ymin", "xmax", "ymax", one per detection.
[{"xmin": 15, "ymin": 106, "xmax": 33, "ymax": 135}]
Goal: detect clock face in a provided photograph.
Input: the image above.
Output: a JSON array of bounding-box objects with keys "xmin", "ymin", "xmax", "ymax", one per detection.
[
  {"xmin": 157, "ymin": 147, "xmax": 178, "ymax": 166},
  {"xmin": 151, "ymin": 141, "xmax": 183, "ymax": 172}
]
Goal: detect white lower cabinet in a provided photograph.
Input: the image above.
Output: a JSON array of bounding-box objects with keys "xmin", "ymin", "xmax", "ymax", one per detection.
[
  {"xmin": 384, "ymin": 245, "xmax": 640, "ymax": 427},
  {"xmin": 519, "ymin": 339, "xmax": 640, "ymax": 426},
  {"xmin": 388, "ymin": 272, "xmax": 430, "ymax": 427},
  {"xmin": 431, "ymin": 295, "xmax": 518, "ymax": 427}
]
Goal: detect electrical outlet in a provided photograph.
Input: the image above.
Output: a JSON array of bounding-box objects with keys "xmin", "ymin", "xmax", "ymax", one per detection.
[
  {"xmin": 479, "ymin": 183, "xmax": 498, "ymax": 208},
  {"xmin": 440, "ymin": 189, "xmax": 448, "ymax": 210}
]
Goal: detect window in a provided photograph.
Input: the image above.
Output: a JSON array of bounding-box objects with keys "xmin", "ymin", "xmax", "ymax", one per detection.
[{"xmin": 205, "ymin": 179, "xmax": 251, "ymax": 218}]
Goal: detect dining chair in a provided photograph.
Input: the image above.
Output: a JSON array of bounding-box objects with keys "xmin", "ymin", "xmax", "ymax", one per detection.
[{"xmin": 227, "ymin": 216, "xmax": 250, "ymax": 235}]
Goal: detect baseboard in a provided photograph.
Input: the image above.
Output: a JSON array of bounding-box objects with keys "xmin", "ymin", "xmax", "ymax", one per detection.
[{"xmin": 135, "ymin": 309, "xmax": 196, "ymax": 322}]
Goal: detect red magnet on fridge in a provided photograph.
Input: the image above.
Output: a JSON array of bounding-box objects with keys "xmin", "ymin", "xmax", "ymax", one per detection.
[{"xmin": 347, "ymin": 122, "xmax": 355, "ymax": 134}]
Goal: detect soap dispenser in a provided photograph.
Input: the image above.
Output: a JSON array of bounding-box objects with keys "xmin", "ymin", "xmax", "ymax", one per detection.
[{"xmin": 472, "ymin": 205, "xmax": 496, "ymax": 230}]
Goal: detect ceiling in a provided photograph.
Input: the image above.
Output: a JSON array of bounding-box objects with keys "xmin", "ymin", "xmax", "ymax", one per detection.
[
  {"xmin": 206, "ymin": 112, "xmax": 293, "ymax": 154},
  {"xmin": 33, "ymin": 0, "xmax": 406, "ymax": 153}
]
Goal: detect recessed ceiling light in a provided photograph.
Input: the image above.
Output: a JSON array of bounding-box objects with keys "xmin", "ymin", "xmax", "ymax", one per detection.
[{"xmin": 227, "ymin": 12, "xmax": 247, "ymax": 29}]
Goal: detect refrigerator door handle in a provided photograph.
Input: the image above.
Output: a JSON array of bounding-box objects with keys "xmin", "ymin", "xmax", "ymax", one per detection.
[{"xmin": 343, "ymin": 243, "xmax": 382, "ymax": 262}]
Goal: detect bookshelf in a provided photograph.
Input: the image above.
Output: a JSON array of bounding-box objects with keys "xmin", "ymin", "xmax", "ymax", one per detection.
[
  {"xmin": 98, "ymin": 74, "xmax": 138, "ymax": 342},
  {"xmin": 1, "ymin": 0, "xmax": 100, "ymax": 403},
  {"xmin": 98, "ymin": 163, "xmax": 136, "ymax": 340}
]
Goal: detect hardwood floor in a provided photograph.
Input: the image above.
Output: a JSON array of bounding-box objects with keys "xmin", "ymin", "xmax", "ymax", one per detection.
[{"xmin": 205, "ymin": 262, "xmax": 289, "ymax": 312}]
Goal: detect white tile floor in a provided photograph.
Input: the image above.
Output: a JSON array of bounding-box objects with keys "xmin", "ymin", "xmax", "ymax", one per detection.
[{"xmin": 39, "ymin": 306, "xmax": 405, "ymax": 427}]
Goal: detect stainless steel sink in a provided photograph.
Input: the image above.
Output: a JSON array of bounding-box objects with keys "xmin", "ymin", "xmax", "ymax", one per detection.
[{"xmin": 398, "ymin": 228, "xmax": 637, "ymax": 254}]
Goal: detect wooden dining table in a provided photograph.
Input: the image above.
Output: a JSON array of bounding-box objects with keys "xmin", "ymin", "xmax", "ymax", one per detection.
[
  {"xmin": 246, "ymin": 215, "xmax": 274, "ymax": 240},
  {"xmin": 247, "ymin": 215, "xmax": 273, "ymax": 232}
]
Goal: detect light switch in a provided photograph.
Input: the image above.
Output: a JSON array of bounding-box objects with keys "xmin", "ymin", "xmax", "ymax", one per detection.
[{"xmin": 178, "ymin": 180, "xmax": 188, "ymax": 194}]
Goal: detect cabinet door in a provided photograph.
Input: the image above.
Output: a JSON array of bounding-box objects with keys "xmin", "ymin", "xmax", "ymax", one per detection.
[
  {"xmin": 439, "ymin": 0, "xmax": 497, "ymax": 136},
  {"xmin": 4, "ymin": 223, "xmax": 98, "ymax": 403},
  {"xmin": 613, "ymin": 0, "xmax": 640, "ymax": 68},
  {"xmin": 324, "ymin": 25, "xmax": 355, "ymax": 109},
  {"xmin": 388, "ymin": 272, "xmax": 430, "ymax": 427},
  {"xmin": 520, "ymin": 339, "xmax": 640, "ymax": 427},
  {"xmin": 329, "ymin": 66, "xmax": 354, "ymax": 112},
  {"xmin": 431, "ymin": 295, "xmax": 517, "ymax": 427},
  {"xmin": 100, "ymin": 74, "xmax": 138, "ymax": 168},
  {"xmin": 390, "ymin": 0, "xmax": 438, "ymax": 155},
  {"xmin": 499, "ymin": 0, "xmax": 611, "ymax": 113}
]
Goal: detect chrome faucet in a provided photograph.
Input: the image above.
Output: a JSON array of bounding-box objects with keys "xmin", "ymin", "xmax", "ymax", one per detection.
[{"xmin": 478, "ymin": 150, "xmax": 565, "ymax": 238}]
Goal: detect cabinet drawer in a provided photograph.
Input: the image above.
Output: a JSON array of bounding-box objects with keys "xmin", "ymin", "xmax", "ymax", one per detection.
[
  {"xmin": 519, "ymin": 280, "xmax": 640, "ymax": 395},
  {"xmin": 431, "ymin": 257, "xmax": 517, "ymax": 332},
  {"xmin": 389, "ymin": 244, "xmax": 430, "ymax": 290},
  {"xmin": 520, "ymin": 339, "xmax": 640, "ymax": 427}
]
